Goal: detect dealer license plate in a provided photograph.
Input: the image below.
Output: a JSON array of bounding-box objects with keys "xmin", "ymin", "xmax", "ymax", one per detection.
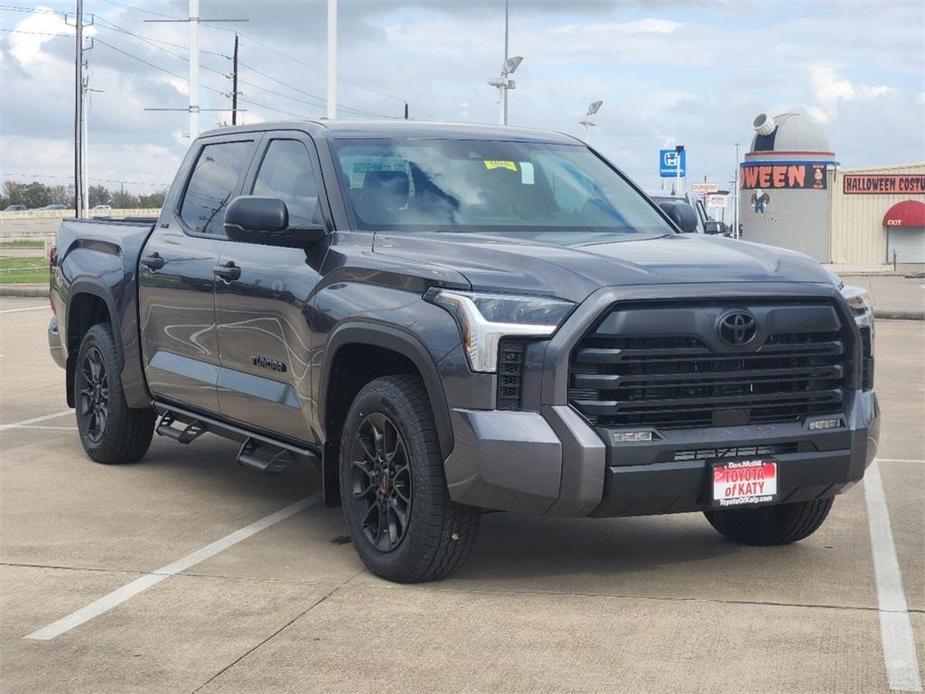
[{"xmin": 711, "ymin": 459, "xmax": 778, "ymax": 508}]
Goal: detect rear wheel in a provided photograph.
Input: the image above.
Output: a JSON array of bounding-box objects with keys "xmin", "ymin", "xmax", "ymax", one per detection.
[
  {"xmin": 704, "ymin": 497, "xmax": 834, "ymax": 546},
  {"xmin": 339, "ymin": 375, "xmax": 480, "ymax": 583},
  {"xmin": 75, "ymin": 323, "xmax": 155, "ymax": 464}
]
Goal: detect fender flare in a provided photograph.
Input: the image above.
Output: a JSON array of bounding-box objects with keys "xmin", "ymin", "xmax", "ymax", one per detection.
[
  {"xmin": 318, "ymin": 321, "xmax": 454, "ymax": 459},
  {"xmin": 66, "ymin": 279, "xmax": 123, "ymax": 367}
]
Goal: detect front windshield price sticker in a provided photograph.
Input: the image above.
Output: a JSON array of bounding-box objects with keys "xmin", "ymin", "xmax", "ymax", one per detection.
[
  {"xmin": 712, "ymin": 459, "xmax": 778, "ymax": 507},
  {"xmin": 484, "ymin": 160, "xmax": 517, "ymax": 172}
]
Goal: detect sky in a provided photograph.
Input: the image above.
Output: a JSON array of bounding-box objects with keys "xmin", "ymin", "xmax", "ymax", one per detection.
[{"xmin": 1, "ymin": 0, "xmax": 923, "ymax": 196}]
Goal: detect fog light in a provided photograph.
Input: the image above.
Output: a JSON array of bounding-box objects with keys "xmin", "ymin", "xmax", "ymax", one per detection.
[
  {"xmin": 610, "ymin": 431, "xmax": 653, "ymax": 443},
  {"xmin": 808, "ymin": 418, "xmax": 843, "ymax": 430}
]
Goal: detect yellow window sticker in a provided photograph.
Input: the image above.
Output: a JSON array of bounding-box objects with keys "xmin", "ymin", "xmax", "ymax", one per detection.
[{"xmin": 484, "ymin": 160, "xmax": 518, "ymax": 172}]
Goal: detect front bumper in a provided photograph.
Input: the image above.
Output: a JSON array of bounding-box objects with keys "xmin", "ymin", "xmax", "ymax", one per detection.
[{"xmin": 444, "ymin": 390, "xmax": 879, "ymax": 517}]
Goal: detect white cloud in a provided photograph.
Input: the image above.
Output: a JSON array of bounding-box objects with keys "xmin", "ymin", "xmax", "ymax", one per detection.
[
  {"xmin": 552, "ymin": 18, "xmax": 683, "ymax": 36},
  {"xmin": 808, "ymin": 63, "xmax": 897, "ymax": 121}
]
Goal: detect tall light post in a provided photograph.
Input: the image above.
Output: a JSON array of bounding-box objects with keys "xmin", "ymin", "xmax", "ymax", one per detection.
[
  {"xmin": 489, "ymin": 56, "xmax": 523, "ymax": 126},
  {"xmin": 733, "ymin": 142, "xmax": 740, "ymax": 238},
  {"xmin": 578, "ymin": 100, "xmax": 603, "ymax": 143},
  {"xmin": 488, "ymin": 0, "xmax": 522, "ymax": 125}
]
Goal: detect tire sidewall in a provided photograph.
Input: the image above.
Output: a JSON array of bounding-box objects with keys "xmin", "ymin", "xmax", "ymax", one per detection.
[
  {"xmin": 75, "ymin": 324, "xmax": 122, "ymax": 460},
  {"xmin": 339, "ymin": 380, "xmax": 443, "ymax": 580}
]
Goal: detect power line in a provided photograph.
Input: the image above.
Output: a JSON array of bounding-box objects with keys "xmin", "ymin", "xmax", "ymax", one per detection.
[
  {"xmin": 98, "ymin": 0, "xmax": 426, "ymax": 117},
  {"xmin": 95, "ymin": 15, "xmax": 229, "ymax": 58},
  {"xmin": 93, "ymin": 36, "xmax": 227, "ymax": 96},
  {"xmin": 0, "ymin": 27, "xmax": 71, "ymax": 37},
  {"xmin": 1, "ymin": 172, "xmax": 169, "ymax": 187}
]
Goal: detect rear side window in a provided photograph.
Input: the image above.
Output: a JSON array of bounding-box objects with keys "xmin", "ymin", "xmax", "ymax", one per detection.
[
  {"xmin": 180, "ymin": 141, "xmax": 251, "ymax": 236},
  {"xmin": 252, "ymin": 139, "xmax": 321, "ymax": 227}
]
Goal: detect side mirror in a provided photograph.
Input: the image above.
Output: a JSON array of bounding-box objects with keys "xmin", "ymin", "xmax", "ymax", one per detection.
[
  {"xmin": 658, "ymin": 201, "xmax": 699, "ymax": 233},
  {"xmin": 224, "ymin": 196, "xmax": 326, "ymax": 248},
  {"xmin": 704, "ymin": 221, "xmax": 725, "ymax": 235}
]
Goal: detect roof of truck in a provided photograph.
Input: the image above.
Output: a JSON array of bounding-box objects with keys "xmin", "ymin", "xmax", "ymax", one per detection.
[{"xmin": 199, "ymin": 119, "xmax": 582, "ymax": 145}]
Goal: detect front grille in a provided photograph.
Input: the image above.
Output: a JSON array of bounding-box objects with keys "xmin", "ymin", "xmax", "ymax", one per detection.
[
  {"xmin": 569, "ymin": 301, "xmax": 851, "ymax": 430},
  {"xmin": 497, "ymin": 339, "xmax": 526, "ymax": 410}
]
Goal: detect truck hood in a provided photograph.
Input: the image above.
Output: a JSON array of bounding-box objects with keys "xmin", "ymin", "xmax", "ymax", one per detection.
[{"xmin": 371, "ymin": 231, "xmax": 832, "ymax": 303}]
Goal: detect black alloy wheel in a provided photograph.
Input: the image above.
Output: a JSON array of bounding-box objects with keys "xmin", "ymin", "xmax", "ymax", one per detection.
[
  {"xmin": 78, "ymin": 345, "xmax": 109, "ymax": 444},
  {"xmin": 349, "ymin": 412, "xmax": 413, "ymax": 551}
]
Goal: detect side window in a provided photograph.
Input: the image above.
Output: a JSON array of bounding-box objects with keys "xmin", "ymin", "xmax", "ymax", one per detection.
[
  {"xmin": 179, "ymin": 141, "xmax": 251, "ymax": 236},
  {"xmin": 252, "ymin": 139, "xmax": 321, "ymax": 226}
]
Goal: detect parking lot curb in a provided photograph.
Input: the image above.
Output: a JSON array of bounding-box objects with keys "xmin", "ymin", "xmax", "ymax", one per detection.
[
  {"xmin": 875, "ymin": 308, "xmax": 924, "ymax": 321},
  {"xmin": 0, "ymin": 284, "xmax": 46, "ymax": 297}
]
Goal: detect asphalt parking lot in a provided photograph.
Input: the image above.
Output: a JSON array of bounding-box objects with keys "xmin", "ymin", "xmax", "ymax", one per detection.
[{"xmin": 0, "ymin": 297, "xmax": 922, "ymax": 693}]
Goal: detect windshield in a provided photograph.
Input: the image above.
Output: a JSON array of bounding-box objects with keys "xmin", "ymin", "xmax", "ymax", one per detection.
[{"xmin": 332, "ymin": 138, "xmax": 674, "ymax": 239}]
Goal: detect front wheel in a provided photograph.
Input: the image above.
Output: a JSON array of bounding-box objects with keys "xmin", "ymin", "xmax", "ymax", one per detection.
[
  {"xmin": 75, "ymin": 323, "xmax": 155, "ymax": 464},
  {"xmin": 339, "ymin": 375, "xmax": 480, "ymax": 583},
  {"xmin": 704, "ymin": 497, "xmax": 834, "ymax": 546}
]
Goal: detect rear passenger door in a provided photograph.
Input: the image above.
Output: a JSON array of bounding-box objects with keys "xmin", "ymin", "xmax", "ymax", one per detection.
[
  {"xmin": 214, "ymin": 133, "xmax": 330, "ymax": 444},
  {"xmin": 138, "ymin": 134, "xmax": 256, "ymax": 414}
]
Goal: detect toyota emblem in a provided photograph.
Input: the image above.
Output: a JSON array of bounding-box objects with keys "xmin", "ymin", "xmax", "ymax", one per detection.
[{"xmin": 717, "ymin": 310, "xmax": 758, "ymax": 347}]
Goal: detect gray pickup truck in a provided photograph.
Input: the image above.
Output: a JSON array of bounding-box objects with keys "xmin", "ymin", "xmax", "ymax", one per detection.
[{"xmin": 49, "ymin": 121, "xmax": 879, "ymax": 582}]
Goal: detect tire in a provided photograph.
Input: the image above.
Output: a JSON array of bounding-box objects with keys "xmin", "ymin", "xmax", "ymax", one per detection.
[
  {"xmin": 74, "ymin": 323, "xmax": 155, "ymax": 464},
  {"xmin": 339, "ymin": 374, "xmax": 480, "ymax": 583},
  {"xmin": 704, "ymin": 497, "xmax": 834, "ymax": 546}
]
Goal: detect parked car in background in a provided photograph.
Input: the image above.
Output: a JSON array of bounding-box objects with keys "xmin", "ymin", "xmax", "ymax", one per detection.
[
  {"xmin": 40, "ymin": 204, "xmax": 67, "ymax": 210},
  {"xmin": 93, "ymin": 204, "xmax": 112, "ymax": 211},
  {"xmin": 3, "ymin": 204, "xmax": 27, "ymax": 211},
  {"xmin": 49, "ymin": 120, "xmax": 878, "ymax": 583},
  {"xmin": 649, "ymin": 194, "xmax": 728, "ymax": 235}
]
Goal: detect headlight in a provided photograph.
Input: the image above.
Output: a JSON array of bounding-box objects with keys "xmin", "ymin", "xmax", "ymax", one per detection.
[
  {"xmin": 841, "ymin": 284, "xmax": 874, "ymax": 329},
  {"xmin": 841, "ymin": 285, "xmax": 872, "ymax": 314},
  {"xmin": 426, "ymin": 289, "xmax": 574, "ymax": 372},
  {"xmin": 830, "ymin": 271, "xmax": 873, "ymax": 327}
]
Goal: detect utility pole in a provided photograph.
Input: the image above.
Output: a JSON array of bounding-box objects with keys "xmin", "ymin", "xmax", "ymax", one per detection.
[
  {"xmin": 144, "ymin": 10, "xmax": 246, "ymax": 136},
  {"xmin": 73, "ymin": 0, "xmax": 84, "ymax": 218},
  {"xmin": 231, "ymin": 32, "xmax": 239, "ymax": 125},
  {"xmin": 327, "ymin": 0, "xmax": 337, "ymax": 119},
  {"xmin": 188, "ymin": 0, "xmax": 199, "ymax": 138},
  {"xmin": 404, "ymin": 102, "xmax": 409, "ymax": 120}
]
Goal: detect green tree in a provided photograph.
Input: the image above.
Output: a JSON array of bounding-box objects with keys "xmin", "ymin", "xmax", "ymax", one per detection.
[
  {"xmin": 21, "ymin": 182, "xmax": 53, "ymax": 209},
  {"xmin": 89, "ymin": 185, "xmax": 112, "ymax": 207},
  {"xmin": 137, "ymin": 189, "xmax": 167, "ymax": 208}
]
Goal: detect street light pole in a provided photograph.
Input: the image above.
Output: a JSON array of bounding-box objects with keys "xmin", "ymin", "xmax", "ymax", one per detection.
[
  {"xmin": 734, "ymin": 142, "xmax": 740, "ymax": 238},
  {"xmin": 488, "ymin": 0, "xmax": 522, "ymax": 125},
  {"xmin": 578, "ymin": 100, "xmax": 603, "ymax": 144},
  {"xmin": 327, "ymin": 0, "xmax": 337, "ymax": 119},
  {"xmin": 675, "ymin": 144, "xmax": 684, "ymax": 196}
]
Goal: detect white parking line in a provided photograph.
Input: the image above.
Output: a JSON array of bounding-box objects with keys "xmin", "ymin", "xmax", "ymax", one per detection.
[
  {"xmin": 0, "ymin": 305, "xmax": 47, "ymax": 315},
  {"xmin": 25, "ymin": 493, "xmax": 322, "ymax": 641},
  {"xmin": 0, "ymin": 410, "xmax": 72, "ymax": 431},
  {"xmin": 866, "ymin": 461, "xmax": 922, "ymax": 692},
  {"xmin": 877, "ymin": 458, "xmax": 925, "ymax": 465},
  {"xmin": 8, "ymin": 425, "xmax": 78, "ymax": 431}
]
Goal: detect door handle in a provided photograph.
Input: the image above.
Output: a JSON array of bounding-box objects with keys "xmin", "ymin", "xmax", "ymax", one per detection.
[
  {"xmin": 140, "ymin": 253, "xmax": 165, "ymax": 270},
  {"xmin": 213, "ymin": 261, "xmax": 241, "ymax": 282}
]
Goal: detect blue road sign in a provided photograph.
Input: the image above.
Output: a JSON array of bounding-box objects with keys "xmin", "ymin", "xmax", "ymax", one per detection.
[{"xmin": 660, "ymin": 148, "xmax": 686, "ymax": 178}]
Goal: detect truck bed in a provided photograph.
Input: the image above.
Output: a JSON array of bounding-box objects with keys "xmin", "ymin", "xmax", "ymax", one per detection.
[{"xmin": 50, "ymin": 216, "xmax": 158, "ymax": 410}]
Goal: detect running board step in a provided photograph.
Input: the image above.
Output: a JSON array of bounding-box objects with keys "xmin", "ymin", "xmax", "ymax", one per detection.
[
  {"xmin": 236, "ymin": 438, "xmax": 295, "ymax": 476},
  {"xmin": 156, "ymin": 412, "xmax": 206, "ymax": 444}
]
